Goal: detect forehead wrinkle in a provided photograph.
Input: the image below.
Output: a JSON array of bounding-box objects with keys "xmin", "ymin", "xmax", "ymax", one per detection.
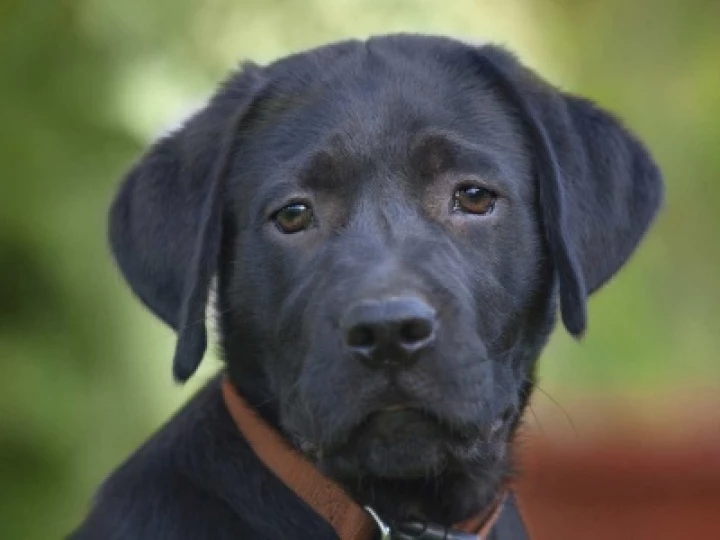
[
  {"xmin": 410, "ymin": 129, "xmax": 514, "ymax": 189},
  {"xmin": 297, "ymin": 148, "xmax": 341, "ymax": 192},
  {"xmin": 296, "ymin": 130, "xmax": 366, "ymax": 193}
]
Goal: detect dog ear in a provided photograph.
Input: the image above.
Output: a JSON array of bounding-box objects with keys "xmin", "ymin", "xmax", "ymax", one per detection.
[
  {"xmin": 475, "ymin": 46, "xmax": 663, "ymax": 336},
  {"xmin": 108, "ymin": 65, "xmax": 265, "ymax": 381}
]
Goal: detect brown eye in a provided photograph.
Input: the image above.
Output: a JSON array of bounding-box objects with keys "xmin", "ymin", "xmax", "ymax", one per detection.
[
  {"xmin": 453, "ymin": 185, "xmax": 497, "ymax": 215},
  {"xmin": 273, "ymin": 202, "xmax": 314, "ymax": 233}
]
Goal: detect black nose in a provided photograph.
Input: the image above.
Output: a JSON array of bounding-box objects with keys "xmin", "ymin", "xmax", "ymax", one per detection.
[{"xmin": 341, "ymin": 296, "xmax": 437, "ymax": 369}]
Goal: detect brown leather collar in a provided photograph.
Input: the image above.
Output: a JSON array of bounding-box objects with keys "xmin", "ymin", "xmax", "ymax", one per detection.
[{"xmin": 221, "ymin": 377, "xmax": 506, "ymax": 539}]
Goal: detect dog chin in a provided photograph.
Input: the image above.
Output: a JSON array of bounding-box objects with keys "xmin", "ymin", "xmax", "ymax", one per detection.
[{"xmin": 319, "ymin": 409, "xmax": 474, "ymax": 479}]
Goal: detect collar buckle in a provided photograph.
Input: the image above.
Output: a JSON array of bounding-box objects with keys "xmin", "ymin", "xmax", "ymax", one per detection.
[
  {"xmin": 391, "ymin": 521, "xmax": 479, "ymax": 539},
  {"xmin": 364, "ymin": 506, "xmax": 391, "ymax": 540},
  {"xmin": 364, "ymin": 507, "xmax": 479, "ymax": 540}
]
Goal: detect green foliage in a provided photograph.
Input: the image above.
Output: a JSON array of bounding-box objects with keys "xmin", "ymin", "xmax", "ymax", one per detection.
[{"xmin": 0, "ymin": 1, "xmax": 717, "ymax": 537}]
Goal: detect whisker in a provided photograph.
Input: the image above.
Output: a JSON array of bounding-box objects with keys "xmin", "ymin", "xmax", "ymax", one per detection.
[
  {"xmin": 526, "ymin": 403, "xmax": 544, "ymax": 436},
  {"xmin": 534, "ymin": 384, "xmax": 578, "ymax": 436}
]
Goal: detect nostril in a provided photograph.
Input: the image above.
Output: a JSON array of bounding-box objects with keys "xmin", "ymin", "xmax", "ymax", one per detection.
[
  {"xmin": 398, "ymin": 318, "xmax": 434, "ymax": 345},
  {"xmin": 341, "ymin": 296, "xmax": 437, "ymax": 367},
  {"xmin": 347, "ymin": 324, "xmax": 376, "ymax": 349}
]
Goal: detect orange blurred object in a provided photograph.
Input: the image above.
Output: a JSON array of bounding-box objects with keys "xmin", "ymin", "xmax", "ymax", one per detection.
[{"xmin": 515, "ymin": 433, "xmax": 720, "ymax": 540}]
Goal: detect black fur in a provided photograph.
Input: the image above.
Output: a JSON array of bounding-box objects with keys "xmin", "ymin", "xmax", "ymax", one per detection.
[{"xmin": 73, "ymin": 34, "xmax": 662, "ymax": 539}]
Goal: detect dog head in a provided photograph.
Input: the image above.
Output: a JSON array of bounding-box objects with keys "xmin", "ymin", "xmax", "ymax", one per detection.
[{"xmin": 109, "ymin": 35, "xmax": 662, "ymax": 523}]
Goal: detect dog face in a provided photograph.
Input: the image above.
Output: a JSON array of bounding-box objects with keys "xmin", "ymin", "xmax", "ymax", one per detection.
[
  {"xmin": 109, "ymin": 35, "xmax": 662, "ymax": 523},
  {"xmin": 223, "ymin": 54, "xmax": 549, "ymax": 487}
]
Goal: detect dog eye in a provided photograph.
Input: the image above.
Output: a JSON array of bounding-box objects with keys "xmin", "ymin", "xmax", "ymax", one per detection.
[
  {"xmin": 273, "ymin": 202, "xmax": 314, "ymax": 233},
  {"xmin": 453, "ymin": 185, "xmax": 497, "ymax": 215}
]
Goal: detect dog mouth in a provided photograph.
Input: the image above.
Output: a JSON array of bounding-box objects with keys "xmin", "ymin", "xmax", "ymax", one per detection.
[
  {"xmin": 332, "ymin": 402, "xmax": 515, "ymax": 445},
  {"xmin": 332, "ymin": 405, "xmax": 478, "ymax": 448},
  {"xmin": 378, "ymin": 404, "xmax": 409, "ymax": 413},
  {"xmin": 318, "ymin": 407, "xmax": 449, "ymax": 479},
  {"xmin": 313, "ymin": 404, "xmax": 515, "ymax": 480}
]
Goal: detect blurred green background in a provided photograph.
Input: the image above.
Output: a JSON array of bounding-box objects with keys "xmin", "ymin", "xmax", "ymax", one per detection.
[{"xmin": 1, "ymin": 0, "xmax": 718, "ymax": 538}]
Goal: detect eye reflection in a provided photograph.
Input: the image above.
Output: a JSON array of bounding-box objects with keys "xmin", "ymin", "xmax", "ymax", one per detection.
[
  {"xmin": 453, "ymin": 185, "xmax": 496, "ymax": 215},
  {"xmin": 273, "ymin": 202, "xmax": 314, "ymax": 233}
]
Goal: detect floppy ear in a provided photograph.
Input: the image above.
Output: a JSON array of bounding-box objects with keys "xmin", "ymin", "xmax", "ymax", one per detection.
[
  {"xmin": 109, "ymin": 65, "xmax": 265, "ymax": 381},
  {"xmin": 475, "ymin": 46, "xmax": 663, "ymax": 336}
]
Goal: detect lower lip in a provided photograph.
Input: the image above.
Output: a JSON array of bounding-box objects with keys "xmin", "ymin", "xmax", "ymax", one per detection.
[{"xmin": 379, "ymin": 405, "xmax": 409, "ymax": 413}]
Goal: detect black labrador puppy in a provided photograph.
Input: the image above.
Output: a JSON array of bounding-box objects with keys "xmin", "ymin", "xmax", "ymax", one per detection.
[{"xmin": 72, "ymin": 34, "xmax": 662, "ymax": 539}]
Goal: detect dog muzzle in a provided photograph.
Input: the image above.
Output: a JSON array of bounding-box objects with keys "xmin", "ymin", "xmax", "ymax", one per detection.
[{"xmin": 221, "ymin": 376, "xmax": 507, "ymax": 540}]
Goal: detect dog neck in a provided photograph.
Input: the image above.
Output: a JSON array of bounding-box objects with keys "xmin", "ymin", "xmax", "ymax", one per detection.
[{"xmin": 221, "ymin": 376, "xmax": 507, "ymax": 539}]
